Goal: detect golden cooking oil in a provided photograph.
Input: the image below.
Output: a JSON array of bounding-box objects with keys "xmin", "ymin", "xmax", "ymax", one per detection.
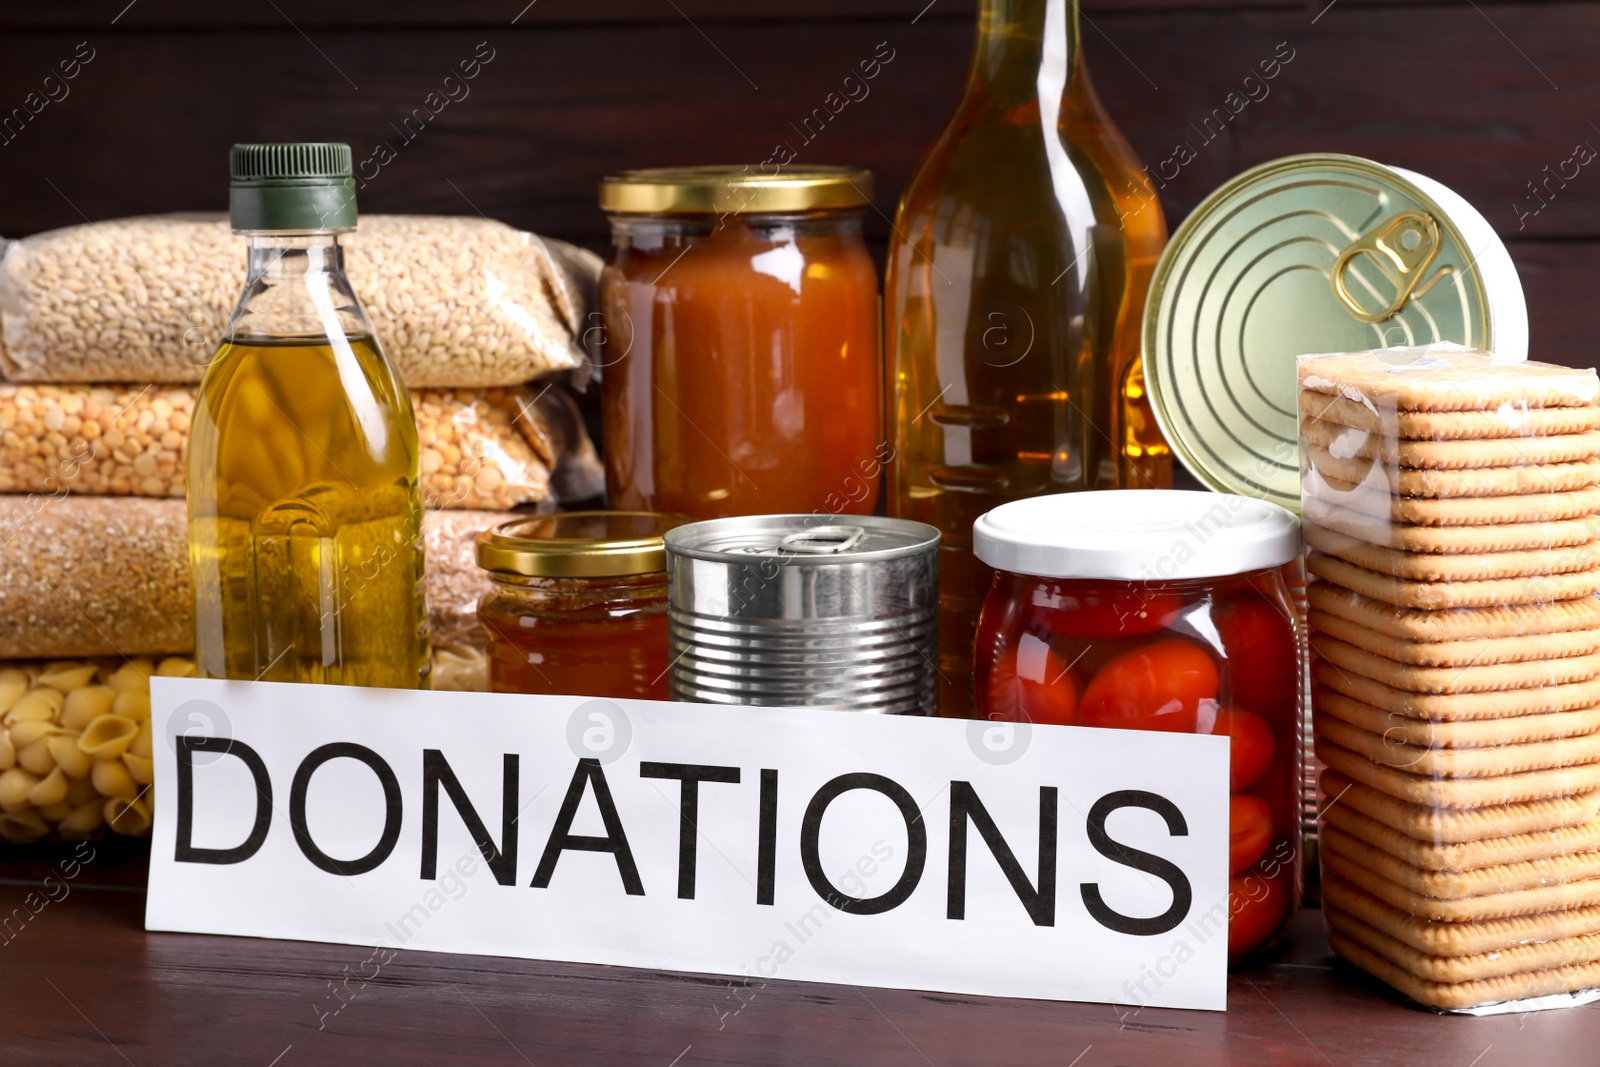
[
  {"xmin": 884, "ymin": 1, "xmax": 1170, "ymax": 715},
  {"xmin": 188, "ymin": 143, "xmax": 428, "ymax": 687}
]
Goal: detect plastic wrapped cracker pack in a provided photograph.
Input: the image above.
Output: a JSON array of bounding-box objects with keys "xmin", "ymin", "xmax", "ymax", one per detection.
[{"xmin": 1300, "ymin": 344, "xmax": 1600, "ymax": 1012}]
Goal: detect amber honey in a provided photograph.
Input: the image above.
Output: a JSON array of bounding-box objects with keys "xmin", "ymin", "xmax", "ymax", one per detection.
[
  {"xmin": 476, "ymin": 512, "xmax": 681, "ymax": 700},
  {"xmin": 480, "ymin": 573, "xmax": 669, "ymax": 700}
]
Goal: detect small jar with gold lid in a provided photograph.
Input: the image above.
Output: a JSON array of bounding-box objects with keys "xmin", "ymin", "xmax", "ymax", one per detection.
[
  {"xmin": 476, "ymin": 511, "xmax": 685, "ymax": 700},
  {"xmin": 599, "ymin": 165, "xmax": 883, "ymax": 520}
]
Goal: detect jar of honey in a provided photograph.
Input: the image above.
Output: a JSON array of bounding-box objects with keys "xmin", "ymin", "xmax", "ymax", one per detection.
[
  {"xmin": 972, "ymin": 490, "xmax": 1303, "ymax": 965},
  {"xmin": 476, "ymin": 511, "xmax": 685, "ymax": 699},
  {"xmin": 599, "ymin": 166, "xmax": 883, "ymax": 519}
]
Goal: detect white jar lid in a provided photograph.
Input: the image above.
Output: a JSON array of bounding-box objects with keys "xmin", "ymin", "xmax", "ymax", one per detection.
[{"xmin": 972, "ymin": 490, "xmax": 1301, "ymax": 581}]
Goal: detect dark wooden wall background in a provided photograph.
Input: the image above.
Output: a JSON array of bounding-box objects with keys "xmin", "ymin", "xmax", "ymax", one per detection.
[{"xmin": 0, "ymin": 0, "xmax": 1595, "ymax": 364}]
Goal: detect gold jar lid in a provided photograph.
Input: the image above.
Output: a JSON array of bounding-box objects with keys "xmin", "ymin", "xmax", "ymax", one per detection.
[
  {"xmin": 476, "ymin": 511, "xmax": 687, "ymax": 579},
  {"xmin": 599, "ymin": 165, "xmax": 873, "ymax": 215}
]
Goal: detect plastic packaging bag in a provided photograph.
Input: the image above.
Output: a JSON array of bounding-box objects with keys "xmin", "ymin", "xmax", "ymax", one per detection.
[
  {"xmin": 524, "ymin": 383, "xmax": 605, "ymax": 504},
  {"xmin": 0, "ymin": 214, "xmax": 597, "ymax": 386},
  {"xmin": 429, "ymin": 646, "xmax": 488, "ymax": 692},
  {"xmin": 421, "ymin": 507, "xmax": 500, "ymax": 655},
  {"xmin": 0, "ymin": 497, "xmax": 516, "ymax": 661},
  {"xmin": 1300, "ymin": 345, "xmax": 1600, "ymax": 1011},
  {"xmin": 419, "ymin": 387, "xmax": 555, "ymax": 510},
  {"xmin": 0, "ymin": 383, "xmax": 558, "ymax": 510}
]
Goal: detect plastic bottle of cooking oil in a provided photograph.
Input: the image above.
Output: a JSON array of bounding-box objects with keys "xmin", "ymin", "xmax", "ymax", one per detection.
[{"xmin": 188, "ymin": 142, "xmax": 428, "ymax": 687}]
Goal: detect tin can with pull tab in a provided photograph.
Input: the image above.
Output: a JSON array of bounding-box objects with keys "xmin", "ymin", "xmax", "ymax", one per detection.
[
  {"xmin": 664, "ymin": 515, "xmax": 940, "ymax": 714},
  {"xmin": 1142, "ymin": 153, "xmax": 1528, "ymax": 513}
]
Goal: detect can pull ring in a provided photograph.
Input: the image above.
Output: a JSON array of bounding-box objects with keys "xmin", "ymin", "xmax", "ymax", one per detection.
[
  {"xmin": 778, "ymin": 525, "xmax": 865, "ymax": 554},
  {"xmin": 1330, "ymin": 210, "xmax": 1442, "ymax": 324}
]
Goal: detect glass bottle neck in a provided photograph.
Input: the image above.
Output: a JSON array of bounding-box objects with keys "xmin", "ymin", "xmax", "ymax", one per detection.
[
  {"xmin": 231, "ymin": 230, "xmax": 369, "ymax": 343},
  {"xmin": 245, "ymin": 231, "xmax": 348, "ymax": 282},
  {"xmin": 971, "ymin": 0, "xmax": 1081, "ymax": 103}
]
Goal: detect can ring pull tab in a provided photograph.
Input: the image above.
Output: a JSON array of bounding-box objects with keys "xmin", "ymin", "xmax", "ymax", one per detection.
[
  {"xmin": 778, "ymin": 525, "xmax": 865, "ymax": 555},
  {"xmin": 1330, "ymin": 210, "xmax": 1442, "ymax": 324}
]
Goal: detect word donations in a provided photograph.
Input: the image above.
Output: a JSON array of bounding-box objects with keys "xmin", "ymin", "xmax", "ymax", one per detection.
[{"xmin": 146, "ymin": 679, "xmax": 1229, "ymax": 1011}]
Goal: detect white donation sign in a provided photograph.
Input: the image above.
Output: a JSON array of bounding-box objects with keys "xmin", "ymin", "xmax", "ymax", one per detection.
[{"xmin": 146, "ymin": 679, "xmax": 1230, "ymax": 1011}]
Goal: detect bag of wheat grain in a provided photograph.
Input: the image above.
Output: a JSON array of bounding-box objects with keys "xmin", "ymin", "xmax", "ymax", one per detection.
[{"xmin": 0, "ymin": 496, "xmax": 507, "ymax": 665}]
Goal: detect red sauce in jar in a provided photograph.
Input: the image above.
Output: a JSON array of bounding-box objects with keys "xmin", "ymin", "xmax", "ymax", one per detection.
[{"xmin": 599, "ymin": 167, "xmax": 883, "ymax": 520}]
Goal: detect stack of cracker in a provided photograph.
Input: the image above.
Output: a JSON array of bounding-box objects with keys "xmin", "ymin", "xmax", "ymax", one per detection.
[{"xmin": 1299, "ymin": 346, "xmax": 1600, "ymax": 1010}]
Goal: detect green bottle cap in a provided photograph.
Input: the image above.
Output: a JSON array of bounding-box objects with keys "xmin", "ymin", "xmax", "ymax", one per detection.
[{"xmin": 228, "ymin": 142, "xmax": 358, "ymax": 231}]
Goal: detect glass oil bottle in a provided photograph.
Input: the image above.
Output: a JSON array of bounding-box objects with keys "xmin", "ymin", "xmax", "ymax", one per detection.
[
  {"xmin": 885, "ymin": 0, "xmax": 1171, "ymax": 715},
  {"xmin": 187, "ymin": 142, "xmax": 429, "ymax": 687}
]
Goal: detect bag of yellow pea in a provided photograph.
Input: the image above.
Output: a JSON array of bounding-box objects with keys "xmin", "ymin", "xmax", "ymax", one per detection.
[
  {"xmin": 413, "ymin": 387, "xmax": 555, "ymax": 511},
  {"xmin": 0, "ymin": 214, "xmax": 598, "ymax": 387},
  {"xmin": 0, "ymin": 383, "xmax": 561, "ymax": 511}
]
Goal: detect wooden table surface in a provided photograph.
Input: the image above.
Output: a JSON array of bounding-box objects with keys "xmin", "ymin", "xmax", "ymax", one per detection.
[{"xmin": 2, "ymin": 842, "xmax": 1597, "ymax": 1066}]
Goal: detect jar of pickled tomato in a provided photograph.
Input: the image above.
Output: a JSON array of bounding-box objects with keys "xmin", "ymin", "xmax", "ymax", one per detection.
[
  {"xmin": 598, "ymin": 166, "xmax": 883, "ymax": 520},
  {"xmin": 972, "ymin": 490, "xmax": 1303, "ymax": 964},
  {"xmin": 477, "ymin": 512, "xmax": 685, "ymax": 700}
]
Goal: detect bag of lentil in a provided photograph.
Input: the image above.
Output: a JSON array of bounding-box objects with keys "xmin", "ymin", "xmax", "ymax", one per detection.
[
  {"xmin": 0, "ymin": 214, "xmax": 597, "ymax": 387},
  {"xmin": 0, "ymin": 382, "xmax": 558, "ymax": 511}
]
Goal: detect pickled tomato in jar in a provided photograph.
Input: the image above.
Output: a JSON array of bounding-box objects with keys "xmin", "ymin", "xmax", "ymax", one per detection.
[{"xmin": 972, "ymin": 490, "xmax": 1303, "ymax": 964}]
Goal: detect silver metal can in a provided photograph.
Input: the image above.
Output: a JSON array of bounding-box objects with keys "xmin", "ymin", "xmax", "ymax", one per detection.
[{"xmin": 664, "ymin": 516, "xmax": 940, "ymax": 714}]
